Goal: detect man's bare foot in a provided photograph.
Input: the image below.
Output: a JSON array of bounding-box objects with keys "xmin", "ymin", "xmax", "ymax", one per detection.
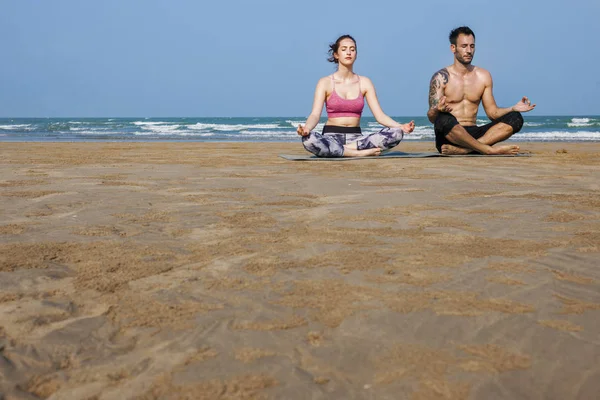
[
  {"xmin": 441, "ymin": 144, "xmax": 472, "ymax": 155},
  {"xmin": 344, "ymin": 147, "xmax": 381, "ymax": 157},
  {"xmin": 490, "ymin": 145, "xmax": 520, "ymax": 155}
]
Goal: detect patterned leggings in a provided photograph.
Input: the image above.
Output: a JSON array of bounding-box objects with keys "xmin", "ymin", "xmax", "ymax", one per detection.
[{"xmin": 302, "ymin": 126, "xmax": 405, "ymax": 157}]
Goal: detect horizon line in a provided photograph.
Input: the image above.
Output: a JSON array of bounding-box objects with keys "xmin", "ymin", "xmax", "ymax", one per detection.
[{"xmin": 1, "ymin": 114, "xmax": 599, "ymax": 119}]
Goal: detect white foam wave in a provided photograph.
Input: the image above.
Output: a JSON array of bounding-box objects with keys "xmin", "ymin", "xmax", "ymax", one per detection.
[
  {"xmin": 362, "ymin": 125, "xmax": 434, "ymax": 136},
  {"xmin": 403, "ymin": 134, "xmax": 430, "ymax": 140},
  {"xmin": 132, "ymin": 131, "xmax": 175, "ymax": 136},
  {"xmin": 284, "ymin": 121, "xmax": 325, "ymax": 132},
  {"xmin": 130, "ymin": 131, "xmax": 216, "ymax": 137},
  {"xmin": 567, "ymin": 122, "xmax": 593, "ymax": 127},
  {"xmin": 524, "ymin": 122, "xmax": 543, "ymax": 127},
  {"xmin": 132, "ymin": 121, "xmax": 170, "ymax": 126},
  {"xmin": 77, "ymin": 131, "xmax": 125, "ymax": 136},
  {"xmin": 138, "ymin": 125, "xmax": 182, "ymax": 134},
  {"xmin": 515, "ymin": 130, "xmax": 600, "ymax": 141},
  {"xmin": 177, "ymin": 132, "xmax": 215, "ymax": 137},
  {"xmin": 188, "ymin": 123, "xmax": 280, "ymax": 131},
  {"xmin": 0, "ymin": 124, "xmax": 32, "ymax": 130},
  {"xmin": 70, "ymin": 127, "xmax": 114, "ymax": 132},
  {"xmin": 239, "ymin": 130, "xmax": 296, "ymax": 137},
  {"xmin": 567, "ymin": 117, "xmax": 594, "ymax": 127},
  {"xmin": 413, "ymin": 126, "xmax": 434, "ymax": 133},
  {"xmin": 571, "ymin": 118, "xmax": 590, "ymax": 123}
]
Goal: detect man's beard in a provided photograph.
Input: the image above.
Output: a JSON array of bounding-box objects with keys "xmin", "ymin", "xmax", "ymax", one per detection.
[{"xmin": 457, "ymin": 54, "xmax": 473, "ymax": 65}]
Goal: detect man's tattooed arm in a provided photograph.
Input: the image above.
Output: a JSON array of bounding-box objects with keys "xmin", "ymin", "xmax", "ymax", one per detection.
[{"xmin": 427, "ymin": 68, "xmax": 449, "ymax": 123}]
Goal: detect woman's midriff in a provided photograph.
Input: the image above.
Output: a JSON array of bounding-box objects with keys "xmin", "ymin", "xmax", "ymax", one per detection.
[{"xmin": 326, "ymin": 117, "xmax": 361, "ymax": 127}]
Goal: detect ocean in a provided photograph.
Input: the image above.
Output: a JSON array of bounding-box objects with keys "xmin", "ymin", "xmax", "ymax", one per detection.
[{"xmin": 1, "ymin": 116, "xmax": 599, "ymax": 142}]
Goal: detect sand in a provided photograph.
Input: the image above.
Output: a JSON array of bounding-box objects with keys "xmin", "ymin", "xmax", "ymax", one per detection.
[{"xmin": 1, "ymin": 141, "xmax": 599, "ymax": 400}]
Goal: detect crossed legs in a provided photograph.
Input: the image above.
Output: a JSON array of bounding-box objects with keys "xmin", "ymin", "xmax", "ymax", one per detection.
[
  {"xmin": 442, "ymin": 122, "xmax": 519, "ymax": 155},
  {"xmin": 435, "ymin": 112, "xmax": 524, "ymax": 155},
  {"xmin": 302, "ymin": 127, "xmax": 404, "ymax": 157}
]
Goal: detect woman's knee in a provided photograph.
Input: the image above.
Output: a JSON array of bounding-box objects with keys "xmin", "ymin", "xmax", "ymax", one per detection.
[
  {"xmin": 382, "ymin": 127, "xmax": 404, "ymax": 147},
  {"xmin": 302, "ymin": 132, "xmax": 341, "ymax": 157}
]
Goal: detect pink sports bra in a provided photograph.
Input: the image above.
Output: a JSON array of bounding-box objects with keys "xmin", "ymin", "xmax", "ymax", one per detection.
[{"xmin": 325, "ymin": 75, "xmax": 364, "ymax": 118}]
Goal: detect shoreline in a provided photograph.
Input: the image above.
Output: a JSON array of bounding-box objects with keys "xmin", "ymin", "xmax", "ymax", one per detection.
[
  {"xmin": 1, "ymin": 116, "xmax": 599, "ymax": 143},
  {"xmin": 1, "ymin": 141, "xmax": 599, "ymax": 399}
]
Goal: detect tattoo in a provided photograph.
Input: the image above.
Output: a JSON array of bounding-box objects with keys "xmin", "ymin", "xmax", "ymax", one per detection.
[
  {"xmin": 439, "ymin": 68, "xmax": 449, "ymax": 85},
  {"xmin": 428, "ymin": 68, "xmax": 449, "ymax": 108}
]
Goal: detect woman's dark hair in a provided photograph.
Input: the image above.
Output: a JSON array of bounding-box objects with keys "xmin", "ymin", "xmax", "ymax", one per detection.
[
  {"xmin": 327, "ymin": 35, "xmax": 356, "ymax": 63},
  {"xmin": 449, "ymin": 26, "xmax": 475, "ymax": 45}
]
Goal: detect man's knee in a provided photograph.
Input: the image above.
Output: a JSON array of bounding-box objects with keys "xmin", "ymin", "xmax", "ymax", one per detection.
[
  {"xmin": 434, "ymin": 112, "xmax": 460, "ymax": 152},
  {"xmin": 498, "ymin": 111, "xmax": 524, "ymax": 134},
  {"xmin": 434, "ymin": 112, "xmax": 460, "ymax": 135}
]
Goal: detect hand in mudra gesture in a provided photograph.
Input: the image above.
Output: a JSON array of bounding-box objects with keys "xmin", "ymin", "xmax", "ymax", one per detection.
[
  {"xmin": 400, "ymin": 120, "xmax": 415, "ymax": 133},
  {"xmin": 512, "ymin": 96, "xmax": 536, "ymax": 113},
  {"xmin": 297, "ymin": 124, "xmax": 310, "ymax": 137}
]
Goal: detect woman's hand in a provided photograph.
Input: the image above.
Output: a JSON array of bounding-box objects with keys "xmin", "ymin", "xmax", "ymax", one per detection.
[
  {"xmin": 297, "ymin": 124, "xmax": 310, "ymax": 137},
  {"xmin": 400, "ymin": 120, "xmax": 415, "ymax": 133}
]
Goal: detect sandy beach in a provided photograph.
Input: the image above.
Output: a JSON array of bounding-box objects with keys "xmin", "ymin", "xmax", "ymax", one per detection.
[{"xmin": 1, "ymin": 141, "xmax": 599, "ymax": 399}]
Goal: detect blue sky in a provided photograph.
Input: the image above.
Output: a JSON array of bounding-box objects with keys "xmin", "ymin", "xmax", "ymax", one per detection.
[{"xmin": 1, "ymin": 0, "xmax": 598, "ymax": 117}]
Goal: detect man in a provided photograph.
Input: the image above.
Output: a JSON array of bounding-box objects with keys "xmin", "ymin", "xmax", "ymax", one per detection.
[{"xmin": 428, "ymin": 26, "xmax": 536, "ymax": 155}]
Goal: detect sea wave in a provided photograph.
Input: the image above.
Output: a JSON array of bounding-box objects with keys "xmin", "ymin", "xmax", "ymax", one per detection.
[
  {"xmin": 567, "ymin": 117, "xmax": 594, "ymax": 127},
  {"xmin": 2, "ymin": 117, "xmax": 600, "ymax": 142},
  {"xmin": 132, "ymin": 121, "xmax": 171, "ymax": 126},
  {"xmin": 188, "ymin": 123, "xmax": 281, "ymax": 131},
  {"xmin": 140, "ymin": 124, "xmax": 182, "ymax": 133},
  {"xmin": 130, "ymin": 131, "xmax": 216, "ymax": 137},
  {"xmin": 238, "ymin": 130, "xmax": 296, "ymax": 137},
  {"xmin": 285, "ymin": 120, "xmax": 325, "ymax": 132},
  {"xmin": 177, "ymin": 132, "xmax": 215, "ymax": 137},
  {"xmin": 0, "ymin": 124, "xmax": 33, "ymax": 130},
  {"xmin": 77, "ymin": 131, "xmax": 125, "ymax": 136},
  {"xmin": 515, "ymin": 130, "xmax": 600, "ymax": 141},
  {"xmin": 70, "ymin": 126, "xmax": 116, "ymax": 132}
]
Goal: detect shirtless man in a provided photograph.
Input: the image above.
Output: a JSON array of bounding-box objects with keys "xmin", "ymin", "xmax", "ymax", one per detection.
[{"xmin": 428, "ymin": 26, "xmax": 536, "ymax": 155}]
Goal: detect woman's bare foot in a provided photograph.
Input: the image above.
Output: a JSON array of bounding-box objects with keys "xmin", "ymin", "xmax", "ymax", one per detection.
[
  {"xmin": 343, "ymin": 147, "xmax": 381, "ymax": 157},
  {"xmin": 490, "ymin": 145, "xmax": 520, "ymax": 155},
  {"xmin": 441, "ymin": 144, "xmax": 472, "ymax": 155}
]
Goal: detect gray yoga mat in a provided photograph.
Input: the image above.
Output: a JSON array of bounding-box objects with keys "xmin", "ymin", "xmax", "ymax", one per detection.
[{"xmin": 278, "ymin": 151, "xmax": 531, "ymax": 161}]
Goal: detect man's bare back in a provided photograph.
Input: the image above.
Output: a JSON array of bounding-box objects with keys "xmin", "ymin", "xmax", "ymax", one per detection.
[{"xmin": 427, "ymin": 27, "xmax": 535, "ymax": 155}]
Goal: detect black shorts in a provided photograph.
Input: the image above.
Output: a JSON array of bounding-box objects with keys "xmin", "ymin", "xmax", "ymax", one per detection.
[{"xmin": 434, "ymin": 111, "xmax": 524, "ymax": 152}]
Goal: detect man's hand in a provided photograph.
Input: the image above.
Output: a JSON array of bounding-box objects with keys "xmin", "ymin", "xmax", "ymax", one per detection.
[
  {"xmin": 297, "ymin": 124, "xmax": 310, "ymax": 137},
  {"xmin": 436, "ymin": 96, "xmax": 453, "ymax": 113},
  {"xmin": 512, "ymin": 96, "xmax": 536, "ymax": 113},
  {"xmin": 400, "ymin": 120, "xmax": 415, "ymax": 133}
]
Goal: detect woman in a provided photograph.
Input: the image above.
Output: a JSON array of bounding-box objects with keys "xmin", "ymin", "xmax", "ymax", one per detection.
[{"xmin": 298, "ymin": 34, "xmax": 415, "ymax": 157}]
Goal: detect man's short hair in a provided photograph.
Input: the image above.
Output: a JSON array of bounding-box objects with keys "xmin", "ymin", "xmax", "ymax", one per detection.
[{"xmin": 449, "ymin": 26, "xmax": 475, "ymax": 45}]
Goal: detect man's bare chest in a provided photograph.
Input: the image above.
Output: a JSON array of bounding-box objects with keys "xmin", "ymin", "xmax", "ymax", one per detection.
[{"xmin": 444, "ymin": 76, "xmax": 485, "ymax": 103}]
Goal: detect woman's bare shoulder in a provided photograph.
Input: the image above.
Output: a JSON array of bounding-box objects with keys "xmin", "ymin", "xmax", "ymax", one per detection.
[{"xmin": 358, "ymin": 75, "xmax": 374, "ymax": 89}]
